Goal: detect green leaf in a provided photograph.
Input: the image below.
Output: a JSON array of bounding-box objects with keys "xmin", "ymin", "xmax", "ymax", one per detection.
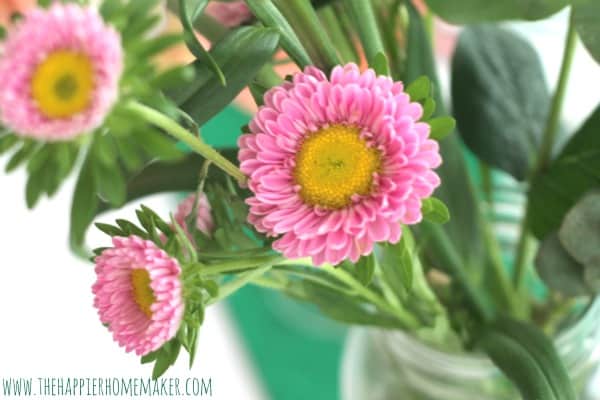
[
  {"xmin": 93, "ymin": 154, "xmax": 126, "ymax": 208},
  {"xmin": 70, "ymin": 153, "xmax": 99, "ymax": 255},
  {"xmin": 479, "ymin": 330, "xmax": 560, "ymax": 400},
  {"xmin": 424, "ymin": 0, "xmax": 568, "ymax": 24},
  {"xmin": 170, "ymin": 26, "xmax": 279, "ymax": 126},
  {"xmin": 354, "ymin": 254, "xmax": 376, "ymax": 287},
  {"xmin": 0, "ymin": 134, "xmax": 18, "ymax": 155},
  {"xmin": 428, "ymin": 116, "xmax": 456, "ymax": 141},
  {"xmin": 488, "ymin": 317, "xmax": 577, "ymax": 400},
  {"xmin": 178, "ymin": 0, "xmax": 226, "ymax": 86},
  {"xmin": 378, "ymin": 239, "xmax": 413, "ymax": 294},
  {"xmin": 245, "ymin": 0, "xmax": 312, "ymax": 68},
  {"xmin": 421, "ymin": 197, "xmax": 450, "ymax": 224},
  {"xmin": 535, "ymin": 232, "xmax": 588, "ymax": 296},
  {"xmin": 558, "ymin": 190, "xmax": 600, "ymax": 266},
  {"xmin": 529, "ymin": 105, "xmax": 600, "ymax": 239},
  {"xmin": 452, "ymin": 26, "xmax": 549, "ymax": 180},
  {"xmin": 152, "ymin": 340, "xmax": 181, "ymax": 379},
  {"xmin": 405, "ymin": 75, "xmax": 431, "ymax": 102},
  {"xmin": 5, "ymin": 141, "xmax": 37, "ymax": 173},
  {"xmin": 371, "ymin": 51, "xmax": 390, "ymax": 76},
  {"xmin": 573, "ymin": 0, "xmax": 600, "ymax": 64}
]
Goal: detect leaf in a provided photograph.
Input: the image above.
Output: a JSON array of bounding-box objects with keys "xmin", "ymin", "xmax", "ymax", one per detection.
[
  {"xmin": 405, "ymin": 75, "xmax": 431, "ymax": 102},
  {"xmin": 245, "ymin": 0, "xmax": 312, "ymax": 68},
  {"xmin": 573, "ymin": 0, "xmax": 600, "ymax": 64},
  {"xmin": 486, "ymin": 316, "xmax": 577, "ymax": 400},
  {"xmin": 377, "ymin": 238, "xmax": 413, "ymax": 294},
  {"xmin": 558, "ymin": 190, "xmax": 600, "ymax": 266},
  {"xmin": 424, "ymin": 0, "xmax": 568, "ymax": 24},
  {"xmin": 168, "ymin": 26, "xmax": 279, "ymax": 126},
  {"xmin": 421, "ymin": 197, "xmax": 450, "ymax": 224},
  {"xmin": 428, "ymin": 116, "xmax": 455, "ymax": 141},
  {"xmin": 535, "ymin": 232, "xmax": 588, "ymax": 296},
  {"xmin": 354, "ymin": 254, "xmax": 376, "ymax": 286},
  {"xmin": 178, "ymin": 0, "xmax": 225, "ymax": 86},
  {"xmin": 452, "ymin": 26, "xmax": 549, "ymax": 180},
  {"xmin": 479, "ymin": 330, "xmax": 560, "ymax": 400},
  {"xmin": 529, "ymin": 105, "xmax": 600, "ymax": 239},
  {"xmin": 372, "ymin": 51, "xmax": 390, "ymax": 76},
  {"xmin": 69, "ymin": 153, "xmax": 99, "ymax": 255}
]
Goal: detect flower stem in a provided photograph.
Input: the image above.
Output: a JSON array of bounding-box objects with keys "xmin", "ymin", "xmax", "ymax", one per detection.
[
  {"xmin": 535, "ymin": 9, "xmax": 578, "ymax": 173},
  {"xmin": 514, "ymin": 10, "xmax": 577, "ymax": 292},
  {"xmin": 207, "ymin": 265, "xmax": 273, "ymax": 305},
  {"xmin": 341, "ymin": 0, "xmax": 387, "ymax": 69},
  {"xmin": 124, "ymin": 100, "xmax": 247, "ymax": 184},
  {"xmin": 200, "ymin": 255, "xmax": 285, "ymax": 276}
]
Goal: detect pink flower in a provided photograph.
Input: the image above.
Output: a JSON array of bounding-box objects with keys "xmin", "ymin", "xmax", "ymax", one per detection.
[
  {"xmin": 92, "ymin": 236, "xmax": 184, "ymax": 356},
  {"xmin": 0, "ymin": 3, "xmax": 123, "ymax": 141},
  {"xmin": 174, "ymin": 192, "xmax": 214, "ymax": 237},
  {"xmin": 205, "ymin": 1, "xmax": 252, "ymax": 28},
  {"xmin": 238, "ymin": 63, "xmax": 442, "ymax": 266}
]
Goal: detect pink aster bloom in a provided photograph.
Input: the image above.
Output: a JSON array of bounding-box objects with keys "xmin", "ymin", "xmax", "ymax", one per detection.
[
  {"xmin": 238, "ymin": 63, "xmax": 442, "ymax": 266},
  {"xmin": 174, "ymin": 192, "xmax": 214, "ymax": 237},
  {"xmin": 0, "ymin": 3, "xmax": 122, "ymax": 141},
  {"xmin": 205, "ymin": 1, "xmax": 252, "ymax": 28},
  {"xmin": 92, "ymin": 236, "xmax": 184, "ymax": 356}
]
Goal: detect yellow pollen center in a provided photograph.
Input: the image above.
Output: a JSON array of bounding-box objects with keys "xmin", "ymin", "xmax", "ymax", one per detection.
[
  {"xmin": 31, "ymin": 50, "xmax": 94, "ymax": 118},
  {"xmin": 294, "ymin": 124, "xmax": 381, "ymax": 209},
  {"xmin": 131, "ymin": 269, "xmax": 155, "ymax": 318}
]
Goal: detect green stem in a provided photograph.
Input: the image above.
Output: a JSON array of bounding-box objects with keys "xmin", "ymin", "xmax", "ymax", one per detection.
[
  {"xmin": 272, "ymin": 0, "xmax": 340, "ymax": 71},
  {"xmin": 341, "ymin": 0, "xmax": 387, "ymax": 68},
  {"xmin": 319, "ymin": 6, "xmax": 358, "ymax": 63},
  {"xmin": 124, "ymin": 100, "xmax": 247, "ymax": 184},
  {"xmin": 200, "ymin": 255, "xmax": 285, "ymax": 276},
  {"xmin": 535, "ymin": 9, "xmax": 578, "ymax": 173},
  {"xmin": 514, "ymin": 10, "xmax": 577, "ymax": 292},
  {"xmin": 207, "ymin": 266, "xmax": 272, "ymax": 305},
  {"xmin": 323, "ymin": 266, "xmax": 421, "ymax": 329}
]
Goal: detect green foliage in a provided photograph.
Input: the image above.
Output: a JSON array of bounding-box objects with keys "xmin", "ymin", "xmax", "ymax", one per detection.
[
  {"xmin": 421, "ymin": 197, "xmax": 450, "ymax": 224},
  {"xmin": 424, "ymin": 0, "xmax": 568, "ymax": 24},
  {"xmin": 479, "ymin": 317, "xmax": 576, "ymax": 400},
  {"xmin": 168, "ymin": 26, "xmax": 279, "ymax": 125},
  {"xmin": 529, "ymin": 105, "xmax": 600, "ymax": 239},
  {"xmin": 535, "ymin": 232, "xmax": 589, "ymax": 296},
  {"xmin": 377, "ymin": 237, "xmax": 414, "ymax": 294},
  {"xmin": 573, "ymin": 0, "xmax": 600, "ymax": 64},
  {"xmin": 452, "ymin": 26, "xmax": 549, "ymax": 180}
]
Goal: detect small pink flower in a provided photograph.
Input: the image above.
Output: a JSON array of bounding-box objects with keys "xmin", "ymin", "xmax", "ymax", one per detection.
[
  {"xmin": 205, "ymin": 1, "xmax": 252, "ymax": 28},
  {"xmin": 174, "ymin": 193, "xmax": 214, "ymax": 237},
  {"xmin": 0, "ymin": 3, "xmax": 123, "ymax": 141},
  {"xmin": 238, "ymin": 63, "xmax": 442, "ymax": 266},
  {"xmin": 92, "ymin": 236, "xmax": 184, "ymax": 356}
]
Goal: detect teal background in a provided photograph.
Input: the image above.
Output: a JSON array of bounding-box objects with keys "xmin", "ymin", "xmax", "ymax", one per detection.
[{"xmin": 203, "ymin": 106, "xmax": 347, "ymax": 400}]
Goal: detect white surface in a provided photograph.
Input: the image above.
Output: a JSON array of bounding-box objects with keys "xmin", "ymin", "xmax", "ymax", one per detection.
[{"xmin": 0, "ymin": 169, "xmax": 267, "ymax": 400}]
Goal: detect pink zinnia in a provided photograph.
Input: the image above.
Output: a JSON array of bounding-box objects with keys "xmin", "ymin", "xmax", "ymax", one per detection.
[
  {"xmin": 92, "ymin": 236, "xmax": 184, "ymax": 356},
  {"xmin": 174, "ymin": 193, "xmax": 214, "ymax": 237},
  {"xmin": 238, "ymin": 63, "xmax": 442, "ymax": 265},
  {"xmin": 0, "ymin": 3, "xmax": 123, "ymax": 141},
  {"xmin": 205, "ymin": 1, "xmax": 252, "ymax": 28}
]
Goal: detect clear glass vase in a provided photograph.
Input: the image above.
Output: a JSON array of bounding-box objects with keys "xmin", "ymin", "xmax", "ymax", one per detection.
[{"xmin": 341, "ymin": 299, "xmax": 600, "ymax": 400}]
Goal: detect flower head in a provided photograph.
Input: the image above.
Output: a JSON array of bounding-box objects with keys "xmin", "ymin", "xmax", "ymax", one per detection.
[
  {"xmin": 238, "ymin": 63, "xmax": 442, "ymax": 265},
  {"xmin": 205, "ymin": 1, "xmax": 252, "ymax": 28},
  {"xmin": 92, "ymin": 236, "xmax": 184, "ymax": 356},
  {"xmin": 174, "ymin": 193, "xmax": 214, "ymax": 237},
  {"xmin": 0, "ymin": 3, "xmax": 123, "ymax": 141}
]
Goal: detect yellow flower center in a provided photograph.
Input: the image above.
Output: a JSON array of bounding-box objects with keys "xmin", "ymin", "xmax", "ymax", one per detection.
[
  {"xmin": 294, "ymin": 124, "xmax": 381, "ymax": 209},
  {"xmin": 131, "ymin": 269, "xmax": 155, "ymax": 318},
  {"xmin": 31, "ymin": 50, "xmax": 94, "ymax": 118}
]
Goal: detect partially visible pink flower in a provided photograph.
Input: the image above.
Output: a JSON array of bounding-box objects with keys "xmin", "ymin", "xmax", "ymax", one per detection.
[
  {"xmin": 92, "ymin": 236, "xmax": 184, "ymax": 356},
  {"xmin": 0, "ymin": 3, "xmax": 123, "ymax": 141},
  {"xmin": 174, "ymin": 192, "xmax": 214, "ymax": 237},
  {"xmin": 205, "ymin": 1, "xmax": 252, "ymax": 28},
  {"xmin": 238, "ymin": 63, "xmax": 442, "ymax": 266}
]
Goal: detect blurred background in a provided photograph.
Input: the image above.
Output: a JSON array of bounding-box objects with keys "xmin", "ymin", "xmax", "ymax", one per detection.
[{"xmin": 1, "ymin": 2, "xmax": 600, "ymax": 400}]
